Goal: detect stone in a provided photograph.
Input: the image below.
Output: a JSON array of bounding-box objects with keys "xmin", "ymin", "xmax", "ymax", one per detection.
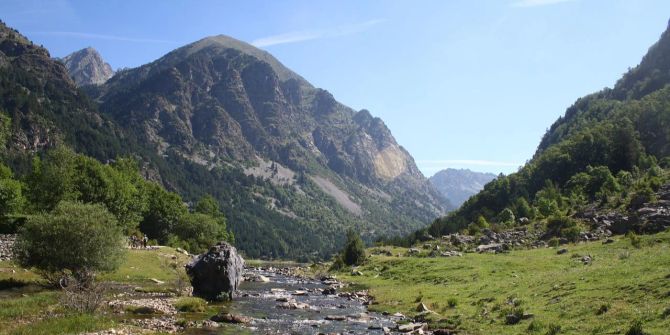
[
  {"xmin": 416, "ymin": 302, "xmax": 431, "ymax": 312},
  {"xmin": 185, "ymin": 242, "xmax": 244, "ymax": 300},
  {"xmin": 581, "ymin": 255, "xmax": 592, "ymax": 265},
  {"xmin": 397, "ymin": 322, "xmax": 425, "ymax": 332},
  {"xmin": 556, "ymin": 248, "xmax": 568, "ymax": 255},
  {"xmin": 505, "ymin": 314, "xmax": 520, "ymax": 325},
  {"xmin": 325, "ymin": 315, "xmax": 346, "ymax": 321},
  {"xmin": 210, "ymin": 312, "xmax": 251, "ymax": 324},
  {"xmin": 476, "ymin": 243, "xmax": 503, "ymax": 253},
  {"xmin": 351, "ymin": 270, "xmax": 363, "ymax": 276},
  {"xmin": 602, "ymin": 238, "xmax": 615, "ymax": 244}
]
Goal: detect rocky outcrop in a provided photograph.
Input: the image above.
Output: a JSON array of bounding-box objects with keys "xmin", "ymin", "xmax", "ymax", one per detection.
[
  {"xmin": 60, "ymin": 47, "xmax": 114, "ymax": 86},
  {"xmin": 185, "ymin": 242, "xmax": 244, "ymax": 300},
  {"xmin": 0, "ymin": 234, "xmax": 16, "ymax": 261}
]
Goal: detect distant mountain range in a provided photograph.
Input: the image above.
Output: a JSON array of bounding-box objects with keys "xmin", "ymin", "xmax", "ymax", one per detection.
[
  {"xmin": 0, "ymin": 21, "xmax": 450, "ymax": 259},
  {"xmin": 60, "ymin": 47, "xmax": 114, "ymax": 86},
  {"xmin": 429, "ymin": 168, "xmax": 497, "ymax": 208}
]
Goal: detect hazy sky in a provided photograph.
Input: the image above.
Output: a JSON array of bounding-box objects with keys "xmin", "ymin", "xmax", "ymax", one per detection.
[{"xmin": 1, "ymin": 0, "xmax": 669, "ymax": 176}]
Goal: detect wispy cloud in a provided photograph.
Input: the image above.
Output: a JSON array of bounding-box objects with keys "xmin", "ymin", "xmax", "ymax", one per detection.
[
  {"xmin": 418, "ymin": 159, "xmax": 520, "ymax": 167},
  {"xmin": 251, "ymin": 19, "xmax": 385, "ymax": 47},
  {"xmin": 511, "ymin": 0, "xmax": 576, "ymax": 7},
  {"xmin": 26, "ymin": 31, "xmax": 179, "ymax": 44}
]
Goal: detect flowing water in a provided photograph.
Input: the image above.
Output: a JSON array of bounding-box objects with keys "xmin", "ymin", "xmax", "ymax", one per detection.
[{"xmin": 186, "ymin": 267, "xmax": 400, "ymax": 334}]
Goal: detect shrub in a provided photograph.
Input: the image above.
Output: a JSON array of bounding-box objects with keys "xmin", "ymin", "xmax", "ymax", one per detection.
[
  {"xmin": 546, "ymin": 215, "xmax": 578, "ymax": 240},
  {"xmin": 174, "ymin": 297, "xmax": 207, "ymax": 312},
  {"xmin": 13, "ymin": 201, "xmax": 125, "ymax": 286},
  {"xmin": 596, "ymin": 303, "xmax": 610, "ymax": 315},
  {"xmin": 447, "ymin": 297, "xmax": 458, "ymax": 308},
  {"xmin": 548, "ymin": 238, "xmax": 560, "ymax": 248},
  {"xmin": 527, "ymin": 320, "xmax": 543, "ymax": 333},
  {"xmin": 627, "ymin": 231, "xmax": 642, "ymax": 249},
  {"xmin": 662, "ymin": 306, "xmax": 670, "ymax": 319},
  {"xmin": 329, "ymin": 255, "xmax": 345, "ymax": 271},
  {"xmin": 342, "ymin": 230, "xmax": 366, "ymax": 266},
  {"xmin": 625, "ymin": 320, "xmax": 646, "ymax": 335},
  {"xmin": 546, "ymin": 324, "xmax": 561, "ymax": 335}
]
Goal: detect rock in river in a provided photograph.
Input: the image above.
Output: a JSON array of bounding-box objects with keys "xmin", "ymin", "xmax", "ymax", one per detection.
[{"xmin": 186, "ymin": 242, "xmax": 244, "ymax": 300}]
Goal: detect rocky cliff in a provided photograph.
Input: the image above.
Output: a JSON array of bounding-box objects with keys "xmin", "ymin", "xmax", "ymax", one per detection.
[{"xmin": 60, "ymin": 47, "xmax": 114, "ymax": 86}]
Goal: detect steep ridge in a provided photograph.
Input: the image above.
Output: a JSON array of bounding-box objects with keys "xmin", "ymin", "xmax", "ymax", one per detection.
[
  {"xmin": 0, "ymin": 20, "xmax": 124, "ymax": 161},
  {"xmin": 80, "ymin": 35, "xmax": 450, "ymax": 258},
  {"xmin": 60, "ymin": 47, "xmax": 114, "ymax": 86}
]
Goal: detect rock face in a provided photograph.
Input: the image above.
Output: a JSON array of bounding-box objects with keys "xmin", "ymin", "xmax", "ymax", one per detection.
[
  {"xmin": 185, "ymin": 242, "xmax": 244, "ymax": 300},
  {"xmin": 90, "ymin": 34, "xmax": 450, "ymax": 258},
  {"xmin": 429, "ymin": 168, "xmax": 496, "ymax": 208},
  {"xmin": 0, "ymin": 234, "xmax": 16, "ymax": 261},
  {"xmin": 60, "ymin": 47, "xmax": 114, "ymax": 86}
]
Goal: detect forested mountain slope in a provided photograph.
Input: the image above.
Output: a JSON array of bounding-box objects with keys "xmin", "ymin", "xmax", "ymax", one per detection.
[{"xmin": 423, "ymin": 21, "xmax": 670, "ymax": 238}]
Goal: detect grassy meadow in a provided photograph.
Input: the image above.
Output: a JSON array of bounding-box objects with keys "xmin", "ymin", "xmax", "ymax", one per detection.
[{"xmin": 334, "ymin": 231, "xmax": 670, "ymax": 334}]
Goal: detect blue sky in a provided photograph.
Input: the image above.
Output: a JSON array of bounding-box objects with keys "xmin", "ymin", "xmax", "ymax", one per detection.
[{"xmin": 1, "ymin": 0, "xmax": 669, "ymax": 176}]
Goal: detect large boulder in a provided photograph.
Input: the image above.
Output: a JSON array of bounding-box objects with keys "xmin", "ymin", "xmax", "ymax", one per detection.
[{"xmin": 185, "ymin": 242, "xmax": 244, "ymax": 300}]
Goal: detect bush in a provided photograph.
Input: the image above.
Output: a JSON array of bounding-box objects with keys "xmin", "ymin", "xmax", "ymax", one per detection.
[
  {"xmin": 447, "ymin": 297, "xmax": 458, "ymax": 308},
  {"xmin": 342, "ymin": 230, "xmax": 366, "ymax": 266},
  {"xmin": 329, "ymin": 255, "xmax": 345, "ymax": 271},
  {"xmin": 546, "ymin": 324, "xmax": 561, "ymax": 335},
  {"xmin": 174, "ymin": 297, "xmax": 207, "ymax": 312},
  {"xmin": 627, "ymin": 231, "xmax": 642, "ymax": 249},
  {"xmin": 527, "ymin": 320, "xmax": 543, "ymax": 333},
  {"xmin": 625, "ymin": 320, "xmax": 646, "ymax": 335},
  {"xmin": 13, "ymin": 201, "xmax": 125, "ymax": 286},
  {"xmin": 596, "ymin": 303, "xmax": 610, "ymax": 315},
  {"xmin": 548, "ymin": 238, "xmax": 560, "ymax": 248},
  {"xmin": 546, "ymin": 215, "xmax": 580, "ymax": 241}
]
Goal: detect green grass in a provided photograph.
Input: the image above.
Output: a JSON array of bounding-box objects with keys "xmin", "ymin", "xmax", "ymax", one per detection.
[
  {"xmin": 338, "ymin": 231, "xmax": 670, "ymax": 334},
  {"xmin": 8, "ymin": 314, "xmax": 114, "ymax": 335},
  {"xmin": 174, "ymin": 297, "xmax": 207, "ymax": 312},
  {"xmin": 0, "ymin": 247, "xmax": 191, "ymax": 334},
  {"xmin": 100, "ymin": 247, "xmax": 190, "ymax": 284}
]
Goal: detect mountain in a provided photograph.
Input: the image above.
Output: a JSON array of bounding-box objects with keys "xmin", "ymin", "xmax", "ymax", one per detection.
[
  {"xmin": 0, "ymin": 21, "xmax": 448, "ymax": 260},
  {"xmin": 422, "ymin": 21, "xmax": 670, "ymax": 239},
  {"xmin": 86, "ymin": 35, "xmax": 450, "ymax": 258},
  {"xmin": 429, "ymin": 168, "xmax": 497, "ymax": 208},
  {"xmin": 0, "ymin": 20, "xmax": 125, "ymax": 161},
  {"xmin": 60, "ymin": 47, "xmax": 114, "ymax": 86}
]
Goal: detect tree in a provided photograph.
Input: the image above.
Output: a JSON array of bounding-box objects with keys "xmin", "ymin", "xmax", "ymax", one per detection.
[
  {"xmin": 139, "ymin": 183, "xmax": 187, "ymax": 243},
  {"xmin": 172, "ymin": 213, "xmax": 232, "ymax": 253},
  {"xmin": 341, "ymin": 230, "xmax": 366, "ymax": 266},
  {"xmin": 0, "ymin": 164, "xmax": 25, "ymax": 218},
  {"xmin": 13, "ymin": 201, "xmax": 125, "ymax": 286}
]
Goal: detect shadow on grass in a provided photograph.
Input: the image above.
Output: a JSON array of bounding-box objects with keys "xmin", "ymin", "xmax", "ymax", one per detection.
[{"xmin": 0, "ymin": 278, "xmax": 30, "ymax": 290}]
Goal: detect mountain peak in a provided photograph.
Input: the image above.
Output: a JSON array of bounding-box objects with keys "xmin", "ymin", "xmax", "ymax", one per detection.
[{"xmin": 61, "ymin": 47, "xmax": 114, "ymax": 86}]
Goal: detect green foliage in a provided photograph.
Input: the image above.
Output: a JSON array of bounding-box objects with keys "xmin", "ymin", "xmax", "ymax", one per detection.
[
  {"xmin": 26, "ymin": 148, "xmax": 148, "ymax": 232},
  {"xmin": 546, "ymin": 215, "xmax": 579, "ymax": 241},
  {"xmin": 139, "ymin": 182, "xmax": 187, "ymax": 244},
  {"xmin": 174, "ymin": 297, "xmax": 207, "ymax": 312},
  {"xmin": 626, "ymin": 231, "xmax": 642, "ymax": 249},
  {"xmin": 0, "ymin": 165, "xmax": 25, "ymax": 218},
  {"xmin": 13, "ymin": 201, "xmax": 125, "ymax": 283},
  {"xmin": 341, "ymin": 230, "xmax": 366, "ymax": 266},
  {"xmin": 171, "ymin": 213, "xmax": 231, "ymax": 254},
  {"xmin": 625, "ymin": 320, "xmax": 646, "ymax": 335},
  {"xmin": 447, "ymin": 297, "xmax": 458, "ymax": 308}
]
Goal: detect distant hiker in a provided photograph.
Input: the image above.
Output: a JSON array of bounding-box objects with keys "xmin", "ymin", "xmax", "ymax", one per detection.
[{"xmin": 143, "ymin": 235, "xmax": 148, "ymax": 249}]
